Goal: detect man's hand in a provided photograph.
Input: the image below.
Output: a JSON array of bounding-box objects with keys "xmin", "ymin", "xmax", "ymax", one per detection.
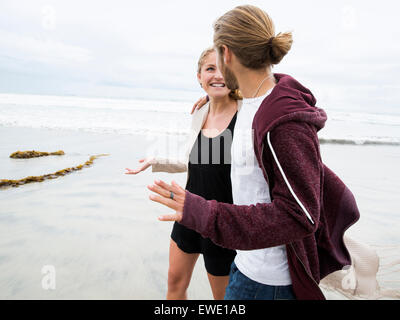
[
  {"xmin": 148, "ymin": 180, "xmax": 185, "ymax": 222},
  {"xmin": 190, "ymin": 96, "xmax": 208, "ymax": 114}
]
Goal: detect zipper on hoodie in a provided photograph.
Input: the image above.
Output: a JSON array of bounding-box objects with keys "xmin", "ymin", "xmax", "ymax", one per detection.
[
  {"xmin": 259, "ymin": 141, "xmax": 324, "ymax": 299},
  {"xmin": 290, "ymin": 242, "xmax": 324, "ymax": 298}
]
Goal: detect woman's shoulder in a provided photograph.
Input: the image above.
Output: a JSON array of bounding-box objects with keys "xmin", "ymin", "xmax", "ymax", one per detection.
[
  {"xmin": 191, "ymin": 101, "xmax": 210, "ymax": 124},
  {"xmin": 189, "ymin": 101, "xmax": 210, "ymax": 132},
  {"xmin": 191, "ymin": 101, "xmax": 210, "ymax": 118}
]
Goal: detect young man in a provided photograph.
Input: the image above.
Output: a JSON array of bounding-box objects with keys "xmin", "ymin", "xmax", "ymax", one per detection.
[{"xmin": 148, "ymin": 5, "xmax": 359, "ymax": 300}]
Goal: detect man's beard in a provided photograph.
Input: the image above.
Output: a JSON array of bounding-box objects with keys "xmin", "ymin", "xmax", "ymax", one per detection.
[{"xmin": 219, "ymin": 57, "xmax": 239, "ymax": 92}]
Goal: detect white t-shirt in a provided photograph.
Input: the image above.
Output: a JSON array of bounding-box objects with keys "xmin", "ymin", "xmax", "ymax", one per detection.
[{"xmin": 231, "ymin": 90, "xmax": 292, "ymax": 286}]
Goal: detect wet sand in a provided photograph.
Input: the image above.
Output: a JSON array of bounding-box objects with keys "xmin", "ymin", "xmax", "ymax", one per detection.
[{"xmin": 0, "ymin": 126, "xmax": 398, "ymax": 299}]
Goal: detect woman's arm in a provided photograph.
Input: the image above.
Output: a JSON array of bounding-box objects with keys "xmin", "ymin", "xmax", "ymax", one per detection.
[
  {"xmin": 149, "ymin": 122, "xmax": 322, "ymax": 250},
  {"xmin": 125, "ymin": 157, "xmax": 187, "ymax": 175},
  {"xmin": 126, "ymin": 99, "xmax": 209, "ymax": 175},
  {"xmin": 150, "ymin": 158, "xmax": 188, "ymax": 173}
]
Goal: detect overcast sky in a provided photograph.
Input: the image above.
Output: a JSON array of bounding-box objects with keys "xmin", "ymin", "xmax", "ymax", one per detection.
[{"xmin": 0, "ymin": 0, "xmax": 399, "ymax": 111}]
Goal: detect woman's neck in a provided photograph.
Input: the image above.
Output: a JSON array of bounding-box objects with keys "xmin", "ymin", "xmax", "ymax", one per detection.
[{"xmin": 208, "ymin": 95, "xmax": 235, "ymax": 116}]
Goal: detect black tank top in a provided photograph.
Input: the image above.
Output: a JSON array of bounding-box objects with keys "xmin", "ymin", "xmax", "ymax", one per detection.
[{"xmin": 186, "ymin": 112, "xmax": 237, "ymax": 203}]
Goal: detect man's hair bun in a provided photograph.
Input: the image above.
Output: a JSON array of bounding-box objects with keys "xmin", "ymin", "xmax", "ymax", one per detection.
[{"xmin": 267, "ymin": 32, "xmax": 293, "ymax": 65}]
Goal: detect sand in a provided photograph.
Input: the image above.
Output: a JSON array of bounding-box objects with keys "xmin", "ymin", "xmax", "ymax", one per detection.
[{"xmin": 0, "ymin": 126, "xmax": 398, "ymax": 299}]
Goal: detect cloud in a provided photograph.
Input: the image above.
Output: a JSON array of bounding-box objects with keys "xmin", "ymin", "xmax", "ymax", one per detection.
[
  {"xmin": 0, "ymin": 0, "xmax": 399, "ymax": 108},
  {"xmin": 0, "ymin": 29, "xmax": 92, "ymax": 66}
]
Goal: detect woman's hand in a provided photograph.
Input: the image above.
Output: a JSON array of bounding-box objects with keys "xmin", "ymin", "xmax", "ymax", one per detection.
[
  {"xmin": 190, "ymin": 96, "xmax": 209, "ymax": 114},
  {"xmin": 125, "ymin": 158, "xmax": 153, "ymax": 175},
  {"xmin": 148, "ymin": 180, "xmax": 185, "ymax": 222}
]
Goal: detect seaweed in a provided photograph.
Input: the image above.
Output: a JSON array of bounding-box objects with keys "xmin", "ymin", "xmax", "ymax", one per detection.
[
  {"xmin": 1, "ymin": 152, "xmax": 109, "ymax": 190},
  {"xmin": 10, "ymin": 150, "xmax": 65, "ymax": 159}
]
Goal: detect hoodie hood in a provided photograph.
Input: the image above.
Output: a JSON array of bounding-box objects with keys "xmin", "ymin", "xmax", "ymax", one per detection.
[
  {"xmin": 180, "ymin": 73, "xmax": 359, "ymax": 300},
  {"xmin": 253, "ymin": 73, "xmax": 327, "ymax": 151}
]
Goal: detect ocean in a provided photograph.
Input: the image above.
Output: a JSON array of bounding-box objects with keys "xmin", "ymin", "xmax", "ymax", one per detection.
[{"xmin": 1, "ymin": 92, "xmax": 400, "ymax": 146}]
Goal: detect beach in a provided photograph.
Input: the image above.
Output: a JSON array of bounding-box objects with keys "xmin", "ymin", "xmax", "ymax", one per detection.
[
  {"xmin": 0, "ymin": 124, "xmax": 399, "ymax": 300},
  {"xmin": 1, "ymin": 0, "xmax": 399, "ymax": 301},
  {"xmin": 0, "ymin": 125, "xmax": 218, "ymax": 299}
]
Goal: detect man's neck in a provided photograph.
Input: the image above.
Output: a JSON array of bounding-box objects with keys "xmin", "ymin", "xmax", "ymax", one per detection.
[{"xmin": 234, "ymin": 66, "xmax": 275, "ymax": 99}]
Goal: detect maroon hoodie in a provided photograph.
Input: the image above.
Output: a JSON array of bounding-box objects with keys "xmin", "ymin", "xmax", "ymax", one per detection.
[{"xmin": 180, "ymin": 73, "xmax": 360, "ymax": 300}]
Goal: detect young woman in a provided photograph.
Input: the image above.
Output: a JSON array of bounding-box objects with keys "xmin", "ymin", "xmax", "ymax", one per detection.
[
  {"xmin": 126, "ymin": 48, "xmax": 242, "ymax": 300},
  {"xmin": 148, "ymin": 5, "xmax": 360, "ymax": 300}
]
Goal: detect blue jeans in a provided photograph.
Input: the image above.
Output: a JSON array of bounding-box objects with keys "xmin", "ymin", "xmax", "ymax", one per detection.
[{"xmin": 224, "ymin": 262, "xmax": 296, "ymax": 300}]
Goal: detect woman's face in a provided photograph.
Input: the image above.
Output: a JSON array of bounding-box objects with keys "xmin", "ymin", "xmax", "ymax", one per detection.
[{"xmin": 197, "ymin": 51, "xmax": 230, "ymax": 99}]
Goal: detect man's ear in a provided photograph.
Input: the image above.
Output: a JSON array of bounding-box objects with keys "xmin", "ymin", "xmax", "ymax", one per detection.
[{"xmin": 222, "ymin": 45, "xmax": 232, "ymax": 65}]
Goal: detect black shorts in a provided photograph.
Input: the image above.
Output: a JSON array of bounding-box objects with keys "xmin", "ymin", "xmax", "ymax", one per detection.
[{"xmin": 171, "ymin": 222, "xmax": 236, "ymax": 277}]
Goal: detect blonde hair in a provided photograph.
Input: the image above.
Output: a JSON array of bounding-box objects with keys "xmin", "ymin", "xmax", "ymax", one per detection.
[
  {"xmin": 197, "ymin": 47, "xmax": 215, "ymax": 74},
  {"xmin": 197, "ymin": 47, "xmax": 242, "ymax": 100},
  {"xmin": 213, "ymin": 5, "xmax": 293, "ymax": 70}
]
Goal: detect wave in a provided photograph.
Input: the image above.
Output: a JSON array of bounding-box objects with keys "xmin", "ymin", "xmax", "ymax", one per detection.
[
  {"xmin": 2, "ymin": 122, "xmax": 399, "ymax": 147},
  {"xmin": 330, "ymin": 112, "xmax": 400, "ymax": 127},
  {"xmin": 0, "ymin": 93, "xmax": 191, "ymax": 114},
  {"xmin": 0, "ymin": 121, "xmax": 191, "ymax": 137},
  {"xmin": 319, "ymin": 137, "xmax": 400, "ymax": 146}
]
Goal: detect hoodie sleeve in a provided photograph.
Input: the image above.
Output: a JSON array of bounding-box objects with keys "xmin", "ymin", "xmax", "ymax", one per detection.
[{"xmin": 180, "ymin": 121, "xmax": 322, "ymax": 250}]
